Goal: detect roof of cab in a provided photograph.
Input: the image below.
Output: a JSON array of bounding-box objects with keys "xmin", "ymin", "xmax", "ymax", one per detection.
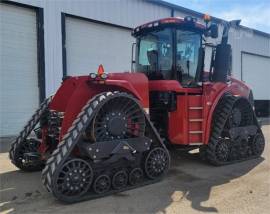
[{"xmin": 132, "ymin": 17, "xmax": 206, "ymax": 36}]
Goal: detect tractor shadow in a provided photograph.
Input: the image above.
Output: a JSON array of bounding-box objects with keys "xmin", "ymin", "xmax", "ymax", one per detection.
[
  {"xmin": 0, "ymin": 150, "xmax": 264, "ymax": 214},
  {"xmin": 163, "ymin": 150, "xmax": 264, "ymax": 213}
]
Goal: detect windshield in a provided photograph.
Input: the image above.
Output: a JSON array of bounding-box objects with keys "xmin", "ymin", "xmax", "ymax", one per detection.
[
  {"xmin": 135, "ymin": 28, "xmax": 202, "ymax": 85},
  {"xmin": 135, "ymin": 28, "xmax": 173, "ymax": 80}
]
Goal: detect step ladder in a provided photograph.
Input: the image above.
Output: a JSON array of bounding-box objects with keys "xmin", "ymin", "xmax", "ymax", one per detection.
[{"xmin": 187, "ymin": 96, "xmax": 204, "ymax": 145}]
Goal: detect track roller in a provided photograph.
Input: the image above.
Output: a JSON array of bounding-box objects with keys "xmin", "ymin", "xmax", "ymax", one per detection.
[
  {"xmin": 93, "ymin": 174, "xmax": 111, "ymax": 194},
  {"xmin": 112, "ymin": 170, "xmax": 128, "ymax": 190},
  {"xmin": 145, "ymin": 147, "xmax": 170, "ymax": 179},
  {"xmin": 251, "ymin": 132, "xmax": 265, "ymax": 156},
  {"xmin": 129, "ymin": 168, "xmax": 144, "ymax": 185}
]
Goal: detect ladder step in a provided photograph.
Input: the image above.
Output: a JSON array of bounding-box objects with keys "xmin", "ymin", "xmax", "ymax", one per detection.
[
  {"xmin": 189, "ymin": 118, "xmax": 203, "ymax": 122},
  {"xmin": 189, "ymin": 107, "xmax": 203, "ymax": 110},
  {"xmin": 189, "ymin": 142, "xmax": 203, "ymax": 145},
  {"xmin": 189, "ymin": 131, "xmax": 203, "ymax": 134}
]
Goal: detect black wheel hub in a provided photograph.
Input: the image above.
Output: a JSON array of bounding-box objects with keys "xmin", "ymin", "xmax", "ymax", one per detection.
[
  {"xmin": 216, "ymin": 139, "xmax": 230, "ymax": 162},
  {"xmin": 93, "ymin": 174, "xmax": 111, "ymax": 194},
  {"xmin": 54, "ymin": 159, "xmax": 93, "ymax": 199},
  {"xmin": 129, "ymin": 168, "xmax": 143, "ymax": 185},
  {"xmin": 89, "ymin": 96, "xmax": 145, "ymax": 142},
  {"xmin": 70, "ymin": 171, "xmax": 82, "ymax": 184},
  {"xmin": 145, "ymin": 148, "xmax": 169, "ymax": 179},
  {"xmin": 112, "ymin": 170, "xmax": 128, "ymax": 190},
  {"xmin": 106, "ymin": 112, "xmax": 127, "ymax": 137}
]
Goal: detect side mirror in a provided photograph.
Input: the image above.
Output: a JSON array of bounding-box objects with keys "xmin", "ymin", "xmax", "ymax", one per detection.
[
  {"xmin": 209, "ymin": 24, "xmax": 218, "ymax": 38},
  {"xmin": 212, "ymin": 44, "xmax": 232, "ymax": 82},
  {"xmin": 131, "ymin": 42, "xmax": 136, "ymax": 72}
]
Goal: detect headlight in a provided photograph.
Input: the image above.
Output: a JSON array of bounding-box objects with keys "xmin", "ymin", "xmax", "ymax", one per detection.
[
  {"xmin": 89, "ymin": 73, "xmax": 97, "ymax": 79},
  {"xmin": 100, "ymin": 73, "xmax": 108, "ymax": 79}
]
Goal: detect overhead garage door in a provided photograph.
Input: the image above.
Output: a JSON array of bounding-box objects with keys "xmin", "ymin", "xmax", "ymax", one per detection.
[
  {"xmin": 242, "ymin": 52, "xmax": 270, "ymax": 100},
  {"xmin": 0, "ymin": 4, "xmax": 39, "ymax": 136},
  {"xmin": 65, "ymin": 16, "xmax": 135, "ymax": 76}
]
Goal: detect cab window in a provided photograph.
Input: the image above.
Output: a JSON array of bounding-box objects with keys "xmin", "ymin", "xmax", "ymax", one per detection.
[
  {"xmin": 136, "ymin": 28, "xmax": 173, "ymax": 80},
  {"xmin": 176, "ymin": 30, "xmax": 201, "ymax": 86}
]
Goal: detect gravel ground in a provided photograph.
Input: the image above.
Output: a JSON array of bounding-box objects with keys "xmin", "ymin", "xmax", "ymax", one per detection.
[{"xmin": 0, "ymin": 118, "xmax": 269, "ymax": 214}]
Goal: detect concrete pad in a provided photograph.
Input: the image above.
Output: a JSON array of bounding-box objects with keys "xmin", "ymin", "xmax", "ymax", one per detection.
[{"xmin": 0, "ymin": 120, "xmax": 269, "ymax": 214}]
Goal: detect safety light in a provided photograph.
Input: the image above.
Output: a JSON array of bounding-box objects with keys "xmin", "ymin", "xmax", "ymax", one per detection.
[
  {"xmin": 97, "ymin": 64, "xmax": 105, "ymax": 76},
  {"xmin": 203, "ymin": 14, "xmax": 211, "ymax": 22}
]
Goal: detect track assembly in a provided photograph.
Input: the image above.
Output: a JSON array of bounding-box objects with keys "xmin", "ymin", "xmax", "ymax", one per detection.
[
  {"xmin": 204, "ymin": 95, "xmax": 265, "ymax": 165},
  {"xmin": 40, "ymin": 92, "xmax": 170, "ymax": 202},
  {"xmin": 9, "ymin": 97, "xmax": 52, "ymax": 171}
]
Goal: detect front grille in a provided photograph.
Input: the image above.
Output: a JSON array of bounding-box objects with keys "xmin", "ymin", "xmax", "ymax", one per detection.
[{"xmin": 48, "ymin": 110, "xmax": 64, "ymax": 141}]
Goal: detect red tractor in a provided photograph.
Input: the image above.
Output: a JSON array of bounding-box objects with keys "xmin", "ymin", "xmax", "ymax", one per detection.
[{"xmin": 9, "ymin": 15, "xmax": 265, "ymax": 203}]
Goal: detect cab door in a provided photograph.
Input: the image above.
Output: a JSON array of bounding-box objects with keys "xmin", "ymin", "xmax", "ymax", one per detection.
[{"xmin": 167, "ymin": 29, "xmax": 204, "ymax": 145}]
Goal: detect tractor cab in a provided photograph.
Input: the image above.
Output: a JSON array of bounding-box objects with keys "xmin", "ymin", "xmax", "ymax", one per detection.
[
  {"xmin": 132, "ymin": 16, "xmax": 218, "ymax": 87},
  {"xmin": 131, "ymin": 16, "xmax": 235, "ymax": 145}
]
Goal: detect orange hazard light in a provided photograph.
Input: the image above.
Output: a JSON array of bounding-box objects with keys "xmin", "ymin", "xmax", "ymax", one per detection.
[
  {"xmin": 97, "ymin": 64, "xmax": 105, "ymax": 76},
  {"xmin": 203, "ymin": 14, "xmax": 211, "ymax": 22}
]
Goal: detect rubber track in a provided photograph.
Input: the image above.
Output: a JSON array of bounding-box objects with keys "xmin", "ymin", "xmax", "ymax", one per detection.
[
  {"xmin": 41, "ymin": 91, "xmax": 169, "ymax": 198},
  {"xmin": 9, "ymin": 96, "xmax": 52, "ymax": 164},
  {"xmin": 206, "ymin": 94, "xmax": 262, "ymax": 165}
]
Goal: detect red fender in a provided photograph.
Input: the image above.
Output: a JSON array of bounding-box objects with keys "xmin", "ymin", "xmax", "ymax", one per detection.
[
  {"xmin": 203, "ymin": 79, "xmax": 250, "ymax": 144},
  {"xmin": 49, "ymin": 73, "xmax": 149, "ymax": 140}
]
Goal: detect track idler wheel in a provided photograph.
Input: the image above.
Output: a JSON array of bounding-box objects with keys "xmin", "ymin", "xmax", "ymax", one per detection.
[
  {"xmin": 251, "ymin": 133, "xmax": 265, "ymax": 156},
  {"xmin": 52, "ymin": 158, "xmax": 93, "ymax": 202},
  {"xmin": 145, "ymin": 147, "xmax": 170, "ymax": 179},
  {"xmin": 129, "ymin": 168, "xmax": 143, "ymax": 186},
  {"xmin": 112, "ymin": 170, "xmax": 128, "ymax": 190},
  {"xmin": 93, "ymin": 174, "xmax": 111, "ymax": 194}
]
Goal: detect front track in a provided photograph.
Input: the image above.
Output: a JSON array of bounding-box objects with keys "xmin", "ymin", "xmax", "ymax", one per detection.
[{"xmin": 41, "ymin": 92, "xmax": 170, "ymax": 203}]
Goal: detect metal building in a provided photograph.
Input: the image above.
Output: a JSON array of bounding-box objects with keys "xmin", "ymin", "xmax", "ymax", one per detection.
[{"xmin": 0, "ymin": 0, "xmax": 269, "ymax": 137}]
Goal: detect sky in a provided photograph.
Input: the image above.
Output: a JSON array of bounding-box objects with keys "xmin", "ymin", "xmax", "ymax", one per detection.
[{"xmin": 166, "ymin": 0, "xmax": 270, "ymax": 33}]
